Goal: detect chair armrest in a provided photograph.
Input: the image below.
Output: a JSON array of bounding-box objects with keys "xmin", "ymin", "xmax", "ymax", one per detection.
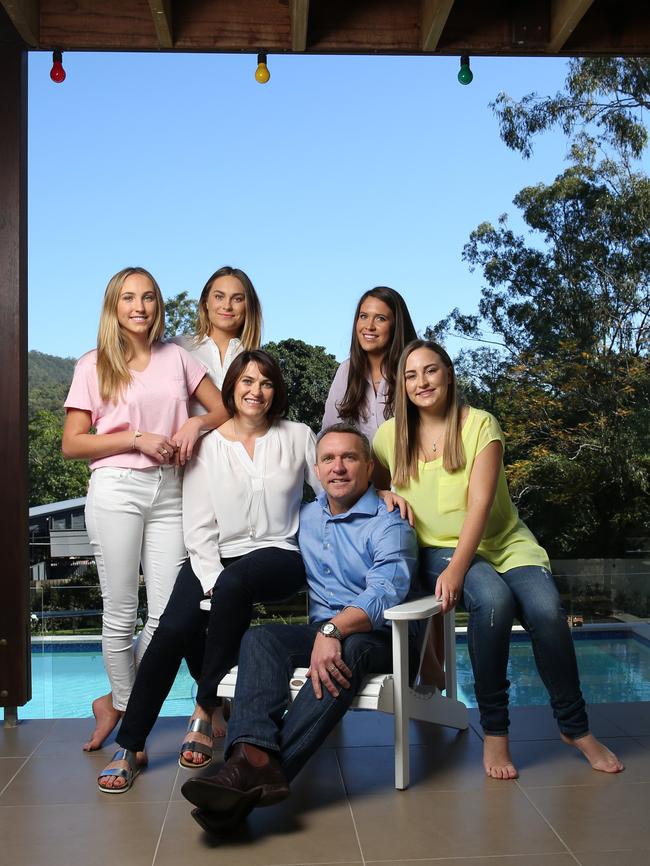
[{"xmin": 384, "ymin": 594, "xmax": 442, "ymax": 621}]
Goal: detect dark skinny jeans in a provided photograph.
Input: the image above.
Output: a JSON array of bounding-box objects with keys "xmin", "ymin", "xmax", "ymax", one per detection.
[{"xmin": 116, "ymin": 547, "xmax": 306, "ymax": 753}]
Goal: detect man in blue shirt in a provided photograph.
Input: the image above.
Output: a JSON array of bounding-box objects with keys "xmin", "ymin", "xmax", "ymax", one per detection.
[{"xmin": 182, "ymin": 422, "xmax": 417, "ymax": 831}]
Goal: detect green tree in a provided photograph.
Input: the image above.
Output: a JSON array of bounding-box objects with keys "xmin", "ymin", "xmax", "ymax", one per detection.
[
  {"xmin": 492, "ymin": 57, "xmax": 650, "ymax": 159},
  {"xmin": 164, "ymin": 291, "xmax": 198, "ymax": 338},
  {"xmin": 431, "ymin": 149, "xmax": 650, "ymax": 556},
  {"xmin": 29, "ymin": 410, "xmax": 90, "ymax": 506},
  {"xmin": 262, "ymin": 339, "xmax": 338, "ymax": 432}
]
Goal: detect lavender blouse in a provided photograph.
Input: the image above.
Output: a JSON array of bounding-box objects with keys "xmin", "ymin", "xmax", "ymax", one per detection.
[{"xmin": 321, "ymin": 358, "xmax": 389, "ymax": 441}]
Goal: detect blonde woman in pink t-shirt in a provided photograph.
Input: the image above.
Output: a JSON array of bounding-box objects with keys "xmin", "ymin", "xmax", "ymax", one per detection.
[{"xmin": 63, "ymin": 267, "xmax": 228, "ymax": 752}]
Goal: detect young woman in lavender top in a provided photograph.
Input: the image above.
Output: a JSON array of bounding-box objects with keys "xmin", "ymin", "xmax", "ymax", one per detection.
[
  {"xmin": 62, "ymin": 267, "xmax": 226, "ymax": 752},
  {"xmin": 171, "ymin": 265, "xmax": 263, "ymax": 404},
  {"xmin": 322, "ymin": 286, "xmax": 417, "ymax": 440},
  {"xmin": 97, "ymin": 350, "xmax": 320, "ymax": 793}
]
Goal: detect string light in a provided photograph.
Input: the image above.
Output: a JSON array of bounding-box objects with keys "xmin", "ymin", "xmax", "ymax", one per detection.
[
  {"xmin": 255, "ymin": 52, "xmax": 270, "ymax": 84},
  {"xmin": 50, "ymin": 49, "xmax": 66, "ymax": 83},
  {"xmin": 458, "ymin": 55, "xmax": 473, "ymax": 85}
]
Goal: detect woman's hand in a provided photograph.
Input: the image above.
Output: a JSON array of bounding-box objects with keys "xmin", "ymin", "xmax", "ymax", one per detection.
[
  {"xmin": 134, "ymin": 431, "xmax": 177, "ymax": 463},
  {"xmin": 376, "ymin": 490, "xmax": 415, "ymax": 526},
  {"xmin": 171, "ymin": 416, "xmax": 203, "ymax": 465},
  {"xmin": 434, "ymin": 564, "xmax": 465, "ymax": 614}
]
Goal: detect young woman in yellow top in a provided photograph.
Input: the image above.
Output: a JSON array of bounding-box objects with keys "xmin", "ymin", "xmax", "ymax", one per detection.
[{"xmin": 373, "ymin": 339, "xmax": 623, "ymax": 779}]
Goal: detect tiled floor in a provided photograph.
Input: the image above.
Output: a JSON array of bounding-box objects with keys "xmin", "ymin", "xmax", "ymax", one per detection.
[{"xmin": 1, "ymin": 703, "xmax": 649, "ymax": 866}]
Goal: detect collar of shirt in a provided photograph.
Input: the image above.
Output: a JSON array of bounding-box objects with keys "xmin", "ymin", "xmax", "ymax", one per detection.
[{"xmin": 316, "ymin": 484, "xmax": 380, "ymax": 520}]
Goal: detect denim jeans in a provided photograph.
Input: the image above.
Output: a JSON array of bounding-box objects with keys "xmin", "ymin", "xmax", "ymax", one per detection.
[
  {"xmin": 225, "ymin": 623, "xmax": 395, "ymax": 781},
  {"xmin": 116, "ymin": 548, "xmax": 305, "ymax": 753},
  {"xmin": 419, "ymin": 548, "xmax": 589, "ymax": 739}
]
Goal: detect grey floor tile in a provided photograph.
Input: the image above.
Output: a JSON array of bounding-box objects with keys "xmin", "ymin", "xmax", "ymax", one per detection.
[
  {"xmin": 594, "ymin": 702, "xmax": 650, "ymax": 737},
  {"xmin": 0, "ymin": 719, "xmax": 56, "ymax": 758},
  {"xmin": 0, "ymin": 757, "xmax": 26, "ymax": 793},
  {"xmin": 0, "ymin": 751, "xmax": 178, "ymax": 806},
  {"xmin": 369, "ymin": 857, "xmax": 577, "ymax": 866},
  {"xmin": 349, "ymin": 785, "xmax": 566, "ymax": 860},
  {"xmin": 525, "ymin": 781, "xmax": 650, "ymax": 852},
  {"xmin": 156, "ymin": 762, "xmax": 360, "ymax": 866},
  {"xmin": 0, "ymin": 801, "xmax": 166, "ymax": 866},
  {"xmin": 577, "ymin": 852, "xmax": 650, "ymax": 865},
  {"xmin": 337, "ymin": 734, "xmax": 488, "ymax": 794},
  {"xmin": 511, "ymin": 736, "xmax": 647, "ymax": 787}
]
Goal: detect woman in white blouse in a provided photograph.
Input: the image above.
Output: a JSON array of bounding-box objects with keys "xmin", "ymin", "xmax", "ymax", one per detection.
[
  {"xmin": 172, "ymin": 265, "xmax": 263, "ymax": 407},
  {"xmin": 98, "ymin": 350, "xmax": 320, "ymax": 792}
]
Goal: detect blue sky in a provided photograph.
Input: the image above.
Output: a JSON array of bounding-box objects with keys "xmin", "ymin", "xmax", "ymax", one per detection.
[{"xmin": 29, "ymin": 51, "xmax": 576, "ymax": 361}]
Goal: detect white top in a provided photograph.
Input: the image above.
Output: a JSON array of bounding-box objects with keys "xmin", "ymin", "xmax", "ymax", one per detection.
[
  {"xmin": 182, "ymin": 419, "xmax": 321, "ymax": 593},
  {"xmin": 171, "ymin": 334, "xmax": 242, "ymax": 414}
]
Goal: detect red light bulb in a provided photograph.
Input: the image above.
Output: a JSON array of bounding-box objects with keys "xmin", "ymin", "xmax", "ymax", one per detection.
[{"xmin": 50, "ymin": 49, "xmax": 66, "ymax": 83}]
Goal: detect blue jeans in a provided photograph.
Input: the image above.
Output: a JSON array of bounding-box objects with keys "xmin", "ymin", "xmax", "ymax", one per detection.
[
  {"xmin": 224, "ymin": 623, "xmax": 395, "ymax": 781},
  {"xmin": 420, "ymin": 548, "xmax": 589, "ymax": 739}
]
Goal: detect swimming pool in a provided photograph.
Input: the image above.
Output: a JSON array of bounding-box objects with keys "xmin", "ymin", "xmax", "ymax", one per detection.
[{"xmin": 23, "ymin": 629, "xmax": 650, "ymax": 719}]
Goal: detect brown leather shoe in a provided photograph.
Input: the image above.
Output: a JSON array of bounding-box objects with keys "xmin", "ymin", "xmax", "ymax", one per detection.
[{"xmin": 181, "ymin": 743, "xmax": 290, "ymax": 815}]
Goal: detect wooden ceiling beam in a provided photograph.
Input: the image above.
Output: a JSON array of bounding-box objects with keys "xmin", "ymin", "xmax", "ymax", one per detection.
[
  {"xmin": 147, "ymin": 0, "xmax": 173, "ymax": 49},
  {"xmin": 549, "ymin": 0, "xmax": 595, "ymax": 52},
  {"xmin": 0, "ymin": 0, "xmax": 39, "ymax": 47},
  {"xmin": 421, "ymin": 0, "xmax": 455, "ymax": 52},
  {"xmin": 290, "ymin": 0, "xmax": 309, "ymax": 52}
]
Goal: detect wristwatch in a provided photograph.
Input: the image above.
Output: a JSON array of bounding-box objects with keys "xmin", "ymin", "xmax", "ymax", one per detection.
[{"xmin": 319, "ymin": 621, "xmax": 343, "ymax": 640}]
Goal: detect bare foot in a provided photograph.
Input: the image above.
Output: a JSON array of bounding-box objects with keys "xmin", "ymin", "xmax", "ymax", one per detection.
[
  {"xmin": 483, "ymin": 735, "xmax": 519, "ymax": 780},
  {"xmin": 211, "ymin": 704, "xmax": 227, "ymax": 738},
  {"xmin": 560, "ymin": 733, "xmax": 625, "ymax": 773},
  {"xmin": 180, "ymin": 704, "xmax": 213, "ymax": 767},
  {"xmin": 83, "ymin": 693, "xmax": 123, "ymax": 751},
  {"xmin": 98, "ymin": 750, "xmax": 147, "ymax": 791}
]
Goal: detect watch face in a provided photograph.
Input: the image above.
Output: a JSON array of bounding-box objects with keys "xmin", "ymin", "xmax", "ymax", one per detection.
[{"xmin": 322, "ymin": 623, "xmax": 334, "ymax": 634}]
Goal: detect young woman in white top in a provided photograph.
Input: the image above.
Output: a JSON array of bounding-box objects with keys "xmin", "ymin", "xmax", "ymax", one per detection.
[
  {"xmin": 172, "ymin": 265, "xmax": 263, "ymax": 405},
  {"xmin": 322, "ymin": 286, "xmax": 417, "ymax": 440},
  {"xmin": 62, "ymin": 267, "xmax": 227, "ymax": 751},
  {"xmin": 97, "ymin": 350, "xmax": 320, "ymax": 792}
]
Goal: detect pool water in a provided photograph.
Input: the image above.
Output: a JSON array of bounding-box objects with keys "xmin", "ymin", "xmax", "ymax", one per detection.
[{"xmin": 23, "ymin": 631, "xmax": 650, "ymax": 719}]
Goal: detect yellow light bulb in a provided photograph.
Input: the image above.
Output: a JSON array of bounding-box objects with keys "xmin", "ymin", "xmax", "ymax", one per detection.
[{"xmin": 255, "ymin": 53, "xmax": 270, "ymax": 84}]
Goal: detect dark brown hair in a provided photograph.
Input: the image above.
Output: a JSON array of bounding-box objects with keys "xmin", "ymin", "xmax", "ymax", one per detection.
[
  {"xmin": 336, "ymin": 286, "xmax": 417, "ymax": 424},
  {"xmin": 220, "ymin": 349, "xmax": 288, "ymax": 423}
]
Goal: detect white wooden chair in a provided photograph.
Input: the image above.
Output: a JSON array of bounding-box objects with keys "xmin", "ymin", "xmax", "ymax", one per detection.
[{"xmin": 216, "ymin": 594, "xmax": 468, "ymax": 790}]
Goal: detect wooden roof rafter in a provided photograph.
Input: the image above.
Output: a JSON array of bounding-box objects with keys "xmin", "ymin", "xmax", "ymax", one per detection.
[
  {"xmin": 0, "ymin": 0, "xmax": 39, "ymax": 47},
  {"xmin": 147, "ymin": 0, "xmax": 173, "ymax": 49},
  {"xmin": 290, "ymin": 0, "xmax": 309, "ymax": 52},
  {"xmin": 549, "ymin": 0, "xmax": 596, "ymax": 52},
  {"xmin": 0, "ymin": 0, "xmax": 648, "ymax": 56},
  {"xmin": 421, "ymin": 0, "xmax": 456, "ymax": 52}
]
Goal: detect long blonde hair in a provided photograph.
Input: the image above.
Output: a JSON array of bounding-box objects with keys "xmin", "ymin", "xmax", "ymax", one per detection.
[
  {"xmin": 195, "ymin": 266, "xmax": 262, "ymax": 350},
  {"xmin": 96, "ymin": 267, "xmax": 165, "ymax": 402},
  {"xmin": 393, "ymin": 339, "xmax": 466, "ymax": 486}
]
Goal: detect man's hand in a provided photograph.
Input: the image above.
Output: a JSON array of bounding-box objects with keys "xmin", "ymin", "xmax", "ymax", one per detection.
[{"xmin": 306, "ymin": 634, "xmax": 352, "ymax": 699}]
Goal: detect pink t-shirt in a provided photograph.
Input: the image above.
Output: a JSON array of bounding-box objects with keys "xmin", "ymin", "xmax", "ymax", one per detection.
[{"xmin": 64, "ymin": 341, "xmax": 207, "ymax": 471}]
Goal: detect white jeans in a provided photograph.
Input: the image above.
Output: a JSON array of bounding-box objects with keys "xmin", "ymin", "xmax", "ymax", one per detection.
[{"xmin": 85, "ymin": 465, "xmax": 186, "ymax": 711}]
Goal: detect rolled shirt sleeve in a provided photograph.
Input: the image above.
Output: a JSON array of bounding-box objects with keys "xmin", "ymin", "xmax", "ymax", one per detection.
[{"xmin": 347, "ymin": 513, "xmax": 418, "ymax": 628}]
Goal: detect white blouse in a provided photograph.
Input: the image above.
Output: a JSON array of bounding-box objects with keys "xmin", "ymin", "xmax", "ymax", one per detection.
[
  {"xmin": 182, "ymin": 419, "xmax": 321, "ymax": 593},
  {"xmin": 171, "ymin": 334, "xmax": 242, "ymax": 414}
]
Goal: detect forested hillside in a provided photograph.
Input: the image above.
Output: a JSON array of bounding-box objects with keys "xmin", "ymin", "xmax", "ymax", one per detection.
[{"xmin": 28, "ymin": 351, "xmax": 76, "ymax": 420}]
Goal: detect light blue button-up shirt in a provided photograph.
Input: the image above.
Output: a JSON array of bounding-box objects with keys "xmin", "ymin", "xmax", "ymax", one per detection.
[{"xmin": 299, "ymin": 486, "xmax": 417, "ymax": 630}]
